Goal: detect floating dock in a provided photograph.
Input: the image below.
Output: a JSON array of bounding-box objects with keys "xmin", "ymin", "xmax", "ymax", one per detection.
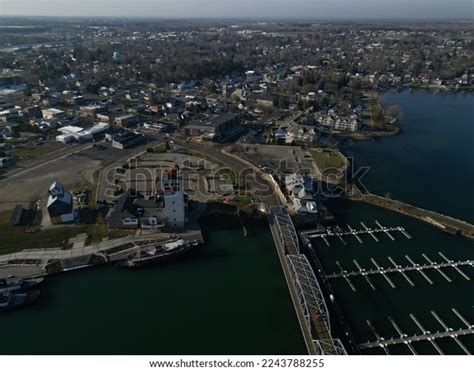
[
  {"xmin": 301, "ymin": 221, "xmax": 412, "ymax": 246},
  {"xmin": 359, "ymin": 309, "xmax": 473, "ymax": 355},
  {"xmin": 326, "ymin": 253, "xmax": 472, "ymax": 290}
]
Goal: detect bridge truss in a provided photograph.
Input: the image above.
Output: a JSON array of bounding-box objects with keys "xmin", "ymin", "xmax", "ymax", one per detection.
[
  {"xmin": 287, "ymin": 254, "xmax": 347, "ymax": 355},
  {"xmin": 271, "ymin": 206, "xmax": 300, "ymax": 254}
]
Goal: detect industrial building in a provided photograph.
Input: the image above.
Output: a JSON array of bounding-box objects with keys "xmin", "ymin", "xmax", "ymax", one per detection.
[
  {"xmin": 55, "ymin": 122, "xmax": 110, "ymax": 143},
  {"xmin": 184, "ymin": 113, "xmax": 242, "ymax": 142},
  {"xmin": 107, "ymin": 131, "xmax": 147, "ymax": 149}
]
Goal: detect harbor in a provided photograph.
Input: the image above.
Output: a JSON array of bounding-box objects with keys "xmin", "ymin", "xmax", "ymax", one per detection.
[
  {"xmin": 360, "ymin": 309, "xmax": 473, "ymax": 355},
  {"xmin": 0, "ymin": 221, "xmax": 307, "ymax": 354},
  {"xmin": 312, "ymin": 91, "xmax": 474, "ymax": 355},
  {"xmin": 300, "ymin": 220, "xmax": 412, "ymax": 247},
  {"xmin": 305, "ymin": 198, "xmax": 474, "ymax": 355},
  {"xmin": 0, "ymin": 230, "xmax": 204, "ymax": 279}
]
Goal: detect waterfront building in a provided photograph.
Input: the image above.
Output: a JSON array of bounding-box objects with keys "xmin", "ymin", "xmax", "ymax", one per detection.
[
  {"xmin": 162, "ymin": 167, "xmax": 186, "ymax": 229},
  {"xmin": 284, "ymin": 174, "xmax": 319, "ymax": 214},
  {"xmin": 106, "ymin": 191, "xmax": 162, "ymax": 230},
  {"xmin": 106, "ymin": 168, "xmax": 186, "ymax": 230}
]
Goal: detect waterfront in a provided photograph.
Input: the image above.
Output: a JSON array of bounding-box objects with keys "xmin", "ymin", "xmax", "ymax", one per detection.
[
  {"xmin": 314, "ymin": 199, "xmax": 474, "ymax": 354},
  {"xmin": 319, "ymin": 91, "xmax": 474, "ymax": 354},
  {"xmin": 0, "ymin": 220, "xmax": 306, "ymax": 355},
  {"xmin": 345, "ymin": 91, "xmax": 474, "ymax": 223}
]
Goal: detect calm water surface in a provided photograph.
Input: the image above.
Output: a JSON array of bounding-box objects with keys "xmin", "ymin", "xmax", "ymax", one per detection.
[
  {"xmin": 345, "ymin": 91, "xmax": 474, "ymax": 223},
  {"xmin": 0, "ymin": 224, "xmax": 306, "ymax": 355},
  {"xmin": 323, "ymin": 91, "xmax": 474, "ymax": 354}
]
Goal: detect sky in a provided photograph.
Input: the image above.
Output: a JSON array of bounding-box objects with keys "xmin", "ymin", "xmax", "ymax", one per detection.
[{"xmin": 0, "ymin": 0, "xmax": 473, "ymax": 19}]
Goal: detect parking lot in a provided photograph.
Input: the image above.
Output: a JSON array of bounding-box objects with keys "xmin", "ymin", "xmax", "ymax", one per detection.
[
  {"xmin": 237, "ymin": 144, "xmax": 317, "ymax": 176},
  {"xmin": 0, "ymin": 140, "xmax": 155, "ymax": 212}
]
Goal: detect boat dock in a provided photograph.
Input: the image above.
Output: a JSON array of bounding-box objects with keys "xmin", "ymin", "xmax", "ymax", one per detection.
[
  {"xmin": 0, "ymin": 230, "xmax": 205, "ymax": 279},
  {"xmin": 349, "ymin": 189, "xmax": 474, "ymax": 240},
  {"xmin": 301, "ymin": 221, "xmax": 412, "ymax": 247},
  {"xmin": 326, "ymin": 253, "xmax": 472, "ymax": 290},
  {"xmin": 375, "ymin": 220, "xmax": 395, "ymax": 240},
  {"xmin": 360, "ymin": 309, "xmax": 473, "ymax": 355}
]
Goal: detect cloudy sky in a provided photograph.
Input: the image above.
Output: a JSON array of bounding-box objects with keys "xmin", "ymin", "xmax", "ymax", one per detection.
[{"xmin": 0, "ymin": 0, "xmax": 472, "ymax": 19}]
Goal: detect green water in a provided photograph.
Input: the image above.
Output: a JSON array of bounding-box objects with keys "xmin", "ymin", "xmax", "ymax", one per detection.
[
  {"xmin": 319, "ymin": 91, "xmax": 474, "ymax": 354},
  {"xmin": 0, "ymin": 223, "xmax": 306, "ymax": 355}
]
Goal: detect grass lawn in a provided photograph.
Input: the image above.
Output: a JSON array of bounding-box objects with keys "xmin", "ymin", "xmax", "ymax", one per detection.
[
  {"xmin": 310, "ymin": 149, "xmax": 346, "ymax": 174},
  {"xmin": 0, "ymin": 210, "xmax": 133, "ymax": 255},
  {"xmin": 235, "ymin": 193, "xmax": 256, "ymax": 210},
  {"xmin": 10, "ymin": 143, "xmax": 63, "ymax": 160},
  {"xmin": 147, "ymin": 143, "xmax": 168, "ymax": 153},
  {"xmin": 0, "ymin": 210, "xmax": 89, "ymax": 255},
  {"xmin": 85, "ymin": 220, "xmax": 133, "ymax": 244},
  {"xmin": 217, "ymin": 168, "xmax": 237, "ymax": 183}
]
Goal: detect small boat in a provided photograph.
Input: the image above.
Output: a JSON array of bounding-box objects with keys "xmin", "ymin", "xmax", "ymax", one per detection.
[
  {"xmin": 117, "ymin": 239, "xmax": 200, "ymax": 268},
  {"xmin": 0, "ymin": 290, "xmax": 40, "ymax": 311},
  {"xmin": 0, "ymin": 276, "xmax": 44, "ymax": 294}
]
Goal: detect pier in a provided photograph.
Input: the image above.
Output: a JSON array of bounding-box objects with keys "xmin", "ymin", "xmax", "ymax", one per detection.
[
  {"xmin": 0, "ymin": 230, "xmax": 205, "ymax": 279},
  {"xmin": 359, "ymin": 309, "xmax": 473, "ymax": 354},
  {"xmin": 349, "ymin": 189, "xmax": 474, "ymax": 240},
  {"xmin": 347, "ymin": 224, "xmax": 363, "ymax": 243},
  {"xmin": 326, "ymin": 253, "xmax": 472, "ymax": 290},
  {"xmin": 361, "ymin": 222, "xmax": 379, "ymax": 242},
  {"xmin": 375, "ymin": 220, "xmax": 395, "ymax": 240},
  {"xmin": 301, "ymin": 221, "xmax": 412, "ymax": 246}
]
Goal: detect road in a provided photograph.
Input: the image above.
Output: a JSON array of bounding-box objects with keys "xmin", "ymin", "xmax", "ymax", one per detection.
[
  {"xmin": 177, "ymin": 140, "xmax": 282, "ymax": 207},
  {"xmin": 0, "ymin": 142, "xmax": 94, "ymax": 181}
]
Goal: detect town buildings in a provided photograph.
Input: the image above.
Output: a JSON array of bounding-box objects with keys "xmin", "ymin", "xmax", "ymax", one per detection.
[
  {"xmin": 106, "ymin": 167, "xmax": 186, "ymax": 230},
  {"xmin": 284, "ymin": 174, "xmax": 319, "ymax": 215},
  {"xmin": 183, "ymin": 113, "xmax": 243, "ymax": 142}
]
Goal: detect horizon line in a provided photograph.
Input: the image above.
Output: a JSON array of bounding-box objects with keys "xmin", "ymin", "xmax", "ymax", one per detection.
[{"xmin": 1, "ymin": 14, "xmax": 473, "ymax": 22}]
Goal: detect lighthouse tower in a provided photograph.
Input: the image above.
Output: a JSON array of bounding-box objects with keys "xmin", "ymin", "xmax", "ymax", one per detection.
[{"xmin": 162, "ymin": 167, "xmax": 185, "ymax": 229}]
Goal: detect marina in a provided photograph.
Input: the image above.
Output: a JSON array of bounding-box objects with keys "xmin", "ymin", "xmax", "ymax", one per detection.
[
  {"xmin": 360, "ymin": 309, "xmax": 473, "ymax": 355},
  {"xmin": 326, "ymin": 253, "xmax": 472, "ymax": 290},
  {"xmin": 301, "ymin": 220, "xmax": 412, "ymax": 247},
  {"xmin": 303, "ymin": 197, "xmax": 474, "ymax": 354}
]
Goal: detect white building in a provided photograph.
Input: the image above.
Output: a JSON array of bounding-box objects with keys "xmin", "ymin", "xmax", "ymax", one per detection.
[
  {"xmin": 284, "ymin": 174, "xmax": 319, "ymax": 214},
  {"xmin": 162, "ymin": 167, "xmax": 186, "ymax": 229},
  {"xmin": 333, "ymin": 119, "xmax": 358, "ymax": 132},
  {"xmin": 47, "ymin": 181, "xmax": 74, "ymax": 224},
  {"xmin": 42, "ymin": 108, "xmax": 66, "ymax": 120}
]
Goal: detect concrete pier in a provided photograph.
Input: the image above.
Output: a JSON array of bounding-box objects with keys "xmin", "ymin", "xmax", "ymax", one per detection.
[{"xmin": 349, "ymin": 190, "xmax": 474, "ymax": 240}]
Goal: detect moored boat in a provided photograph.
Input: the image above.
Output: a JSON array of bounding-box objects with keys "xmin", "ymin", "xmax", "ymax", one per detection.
[
  {"xmin": 0, "ymin": 276, "xmax": 44, "ymax": 294},
  {"xmin": 0, "ymin": 290, "xmax": 41, "ymax": 311},
  {"xmin": 116, "ymin": 239, "xmax": 200, "ymax": 268}
]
